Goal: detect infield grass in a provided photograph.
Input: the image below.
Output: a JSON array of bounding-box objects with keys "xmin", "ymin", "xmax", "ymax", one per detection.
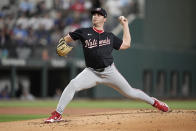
[
  {"xmin": 0, "ymin": 114, "xmax": 47, "ymax": 122},
  {"xmin": 0, "ymin": 99, "xmax": 196, "ymax": 122},
  {"xmin": 0, "ymin": 99, "xmax": 196, "ymax": 109}
]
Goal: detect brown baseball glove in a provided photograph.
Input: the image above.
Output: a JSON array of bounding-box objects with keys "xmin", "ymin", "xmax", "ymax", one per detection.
[{"xmin": 56, "ymin": 37, "xmax": 73, "ymax": 56}]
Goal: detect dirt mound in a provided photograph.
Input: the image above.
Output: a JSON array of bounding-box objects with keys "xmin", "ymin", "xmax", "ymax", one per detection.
[{"xmin": 0, "ymin": 109, "xmax": 196, "ymax": 131}]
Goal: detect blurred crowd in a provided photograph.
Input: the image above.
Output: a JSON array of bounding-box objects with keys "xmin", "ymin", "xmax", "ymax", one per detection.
[{"xmin": 0, "ymin": 0, "xmax": 139, "ymax": 60}]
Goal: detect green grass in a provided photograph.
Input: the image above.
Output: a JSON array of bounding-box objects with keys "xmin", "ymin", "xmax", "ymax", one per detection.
[
  {"xmin": 69, "ymin": 100, "xmax": 196, "ymax": 109},
  {"xmin": 0, "ymin": 114, "xmax": 47, "ymax": 122},
  {"xmin": 68, "ymin": 100, "xmax": 153, "ymax": 108},
  {"xmin": 0, "ymin": 99, "xmax": 196, "ymax": 122},
  {"xmin": 0, "ymin": 99, "xmax": 196, "ymax": 109},
  {"xmin": 0, "ymin": 100, "xmax": 58, "ymax": 108},
  {"xmin": 166, "ymin": 100, "xmax": 196, "ymax": 110}
]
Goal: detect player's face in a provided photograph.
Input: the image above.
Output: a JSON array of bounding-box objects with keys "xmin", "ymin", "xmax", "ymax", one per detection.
[{"xmin": 92, "ymin": 13, "xmax": 106, "ymax": 26}]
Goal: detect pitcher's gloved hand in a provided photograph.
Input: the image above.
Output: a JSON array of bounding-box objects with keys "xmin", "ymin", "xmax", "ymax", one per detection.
[{"xmin": 56, "ymin": 37, "xmax": 73, "ymax": 56}]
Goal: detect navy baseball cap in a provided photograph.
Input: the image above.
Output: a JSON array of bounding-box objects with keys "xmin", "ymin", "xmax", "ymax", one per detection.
[{"xmin": 91, "ymin": 8, "xmax": 107, "ymax": 18}]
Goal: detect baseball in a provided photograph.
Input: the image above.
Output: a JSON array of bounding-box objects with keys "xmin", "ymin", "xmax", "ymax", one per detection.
[{"xmin": 118, "ymin": 16, "xmax": 125, "ymax": 21}]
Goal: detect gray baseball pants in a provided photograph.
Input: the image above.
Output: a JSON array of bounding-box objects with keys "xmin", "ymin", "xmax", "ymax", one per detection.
[{"xmin": 56, "ymin": 63, "xmax": 154, "ymax": 114}]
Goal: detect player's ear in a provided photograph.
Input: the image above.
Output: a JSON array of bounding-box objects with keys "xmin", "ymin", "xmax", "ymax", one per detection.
[{"xmin": 104, "ymin": 18, "xmax": 107, "ymax": 22}]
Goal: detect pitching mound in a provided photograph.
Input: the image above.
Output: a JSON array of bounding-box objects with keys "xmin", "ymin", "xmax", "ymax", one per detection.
[{"xmin": 0, "ymin": 109, "xmax": 195, "ymax": 131}]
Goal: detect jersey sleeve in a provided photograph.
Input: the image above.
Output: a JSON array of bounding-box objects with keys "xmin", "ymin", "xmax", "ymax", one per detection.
[
  {"xmin": 69, "ymin": 28, "xmax": 83, "ymax": 41},
  {"xmin": 112, "ymin": 33, "xmax": 123, "ymax": 50}
]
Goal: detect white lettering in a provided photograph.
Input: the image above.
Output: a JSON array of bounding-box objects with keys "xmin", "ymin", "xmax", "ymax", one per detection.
[
  {"xmin": 51, "ymin": 60, "xmax": 67, "ymax": 67},
  {"xmin": 1, "ymin": 59, "xmax": 26, "ymax": 66},
  {"xmin": 84, "ymin": 37, "xmax": 110, "ymax": 48},
  {"xmin": 85, "ymin": 39, "xmax": 98, "ymax": 48}
]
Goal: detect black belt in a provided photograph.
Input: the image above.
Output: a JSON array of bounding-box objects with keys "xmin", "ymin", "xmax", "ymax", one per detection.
[
  {"xmin": 90, "ymin": 63, "xmax": 113, "ymax": 72},
  {"xmin": 94, "ymin": 68, "xmax": 105, "ymax": 72}
]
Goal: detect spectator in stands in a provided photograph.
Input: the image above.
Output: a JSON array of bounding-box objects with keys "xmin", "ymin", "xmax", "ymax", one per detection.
[
  {"xmin": 54, "ymin": 0, "xmax": 71, "ymax": 10},
  {"xmin": 28, "ymin": 14, "xmax": 40, "ymax": 31},
  {"xmin": 53, "ymin": 11, "xmax": 65, "ymax": 30},
  {"xmin": 0, "ymin": 29, "xmax": 5, "ymax": 46},
  {"xmin": 105, "ymin": 0, "xmax": 123, "ymax": 31},
  {"xmin": 105, "ymin": 0, "xmax": 122, "ymax": 17},
  {"xmin": 36, "ymin": 0, "xmax": 46, "ymax": 14},
  {"xmin": 13, "ymin": 24, "xmax": 28, "ymax": 45},
  {"xmin": 70, "ymin": 0, "xmax": 85, "ymax": 13},
  {"xmin": 16, "ymin": 13, "xmax": 29, "ymax": 29},
  {"xmin": 36, "ymin": 23, "xmax": 51, "ymax": 45},
  {"xmin": 0, "ymin": 15, "xmax": 4, "ymax": 30},
  {"xmin": 40, "ymin": 13, "xmax": 54, "ymax": 31},
  {"xmin": 120, "ymin": 0, "xmax": 131, "ymax": 15},
  {"xmin": 26, "ymin": 27, "xmax": 37, "ymax": 45},
  {"xmin": 53, "ymin": 88, "xmax": 62, "ymax": 100},
  {"xmin": 0, "ymin": 14, "xmax": 13, "ymax": 48},
  {"xmin": 0, "ymin": 24, "xmax": 12, "ymax": 47},
  {"xmin": 0, "ymin": 86, "xmax": 9, "ymax": 99},
  {"xmin": 20, "ymin": 80, "xmax": 35, "ymax": 101},
  {"xmin": 80, "ymin": 15, "xmax": 91, "ymax": 28},
  {"xmin": 84, "ymin": 0, "xmax": 92, "ymax": 10},
  {"xmin": 4, "ymin": 14, "xmax": 16, "ymax": 31},
  {"xmin": 19, "ymin": 0, "xmax": 35, "ymax": 16}
]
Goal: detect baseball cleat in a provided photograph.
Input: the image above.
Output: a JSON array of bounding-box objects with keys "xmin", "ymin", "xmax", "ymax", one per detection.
[
  {"xmin": 45, "ymin": 111, "xmax": 62, "ymax": 123},
  {"xmin": 152, "ymin": 97, "xmax": 169, "ymax": 112}
]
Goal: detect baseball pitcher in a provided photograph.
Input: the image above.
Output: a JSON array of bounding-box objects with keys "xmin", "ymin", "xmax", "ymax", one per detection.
[{"xmin": 45, "ymin": 8, "xmax": 169, "ymax": 123}]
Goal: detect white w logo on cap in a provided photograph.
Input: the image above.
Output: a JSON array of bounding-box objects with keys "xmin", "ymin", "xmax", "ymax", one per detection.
[{"xmin": 96, "ymin": 8, "xmax": 101, "ymax": 11}]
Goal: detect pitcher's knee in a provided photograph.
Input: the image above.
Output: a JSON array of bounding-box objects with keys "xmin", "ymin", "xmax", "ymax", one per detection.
[
  {"xmin": 125, "ymin": 88, "xmax": 143, "ymax": 99},
  {"xmin": 68, "ymin": 79, "xmax": 85, "ymax": 93},
  {"xmin": 68, "ymin": 79, "xmax": 79, "ymax": 90}
]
